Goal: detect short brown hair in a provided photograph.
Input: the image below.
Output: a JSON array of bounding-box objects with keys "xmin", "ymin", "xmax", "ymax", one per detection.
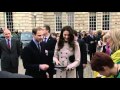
[
  {"xmin": 91, "ymin": 52, "xmax": 114, "ymax": 71},
  {"xmin": 43, "ymin": 24, "xmax": 51, "ymax": 33},
  {"xmin": 32, "ymin": 27, "xmax": 42, "ymax": 35}
]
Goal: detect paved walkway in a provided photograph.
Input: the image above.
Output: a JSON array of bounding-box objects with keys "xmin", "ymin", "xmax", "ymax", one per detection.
[
  {"xmin": 84, "ymin": 61, "xmax": 94, "ymax": 78},
  {"xmin": 18, "ymin": 59, "xmax": 25, "ymax": 75}
]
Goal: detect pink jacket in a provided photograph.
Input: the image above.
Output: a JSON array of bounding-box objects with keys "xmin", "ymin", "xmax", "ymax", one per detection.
[{"xmin": 53, "ymin": 41, "xmax": 81, "ymax": 78}]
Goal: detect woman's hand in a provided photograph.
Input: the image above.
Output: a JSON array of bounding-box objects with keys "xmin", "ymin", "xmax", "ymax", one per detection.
[
  {"xmin": 53, "ymin": 59, "xmax": 61, "ymax": 65},
  {"xmin": 66, "ymin": 64, "xmax": 73, "ymax": 71}
]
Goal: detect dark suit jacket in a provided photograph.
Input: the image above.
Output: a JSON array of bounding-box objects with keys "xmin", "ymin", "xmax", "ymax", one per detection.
[
  {"xmin": 0, "ymin": 38, "xmax": 20, "ymax": 68},
  {"xmin": 44, "ymin": 36, "xmax": 57, "ymax": 73},
  {"xmin": 0, "ymin": 71, "xmax": 32, "ymax": 78},
  {"xmin": 21, "ymin": 40, "xmax": 48, "ymax": 78},
  {"xmin": 77, "ymin": 38, "xmax": 87, "ymax": 69},
  {"xmin": 102, "ymin": 45, "xmax": 106, "ymax": 53},
  {"xmin": 86, "ymin": 35, "xmax": 97, "ymax": 53}
]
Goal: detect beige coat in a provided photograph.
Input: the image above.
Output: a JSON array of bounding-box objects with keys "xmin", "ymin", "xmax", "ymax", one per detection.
[{"xmin": 53, "ymin": 41, "xmax": 81, "ymax": 78}]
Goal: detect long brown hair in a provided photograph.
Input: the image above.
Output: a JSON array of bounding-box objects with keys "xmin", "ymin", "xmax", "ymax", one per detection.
[{"xmin": 58, "ymin": 26, "xmax": 75, "ymax": 51}]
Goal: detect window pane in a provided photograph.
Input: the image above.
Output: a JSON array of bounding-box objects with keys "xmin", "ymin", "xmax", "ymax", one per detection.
[
  {"xmin": 67, "ymin": 12, "xmax": 74, "ymax": 29},
  {"xmin": 89, "ymin": 12, "xmax": 96, "ymax": 31},
  {"xmin": 102, "ymin": 12, "xmax": 110, "ymax": 30},
  {"xmin": 55, "ymin": 12, "xmax": 62, "ymax": 31},
  {"xmin": 6, "ymin": 12, "xmax": 13, "ymax": 31}
]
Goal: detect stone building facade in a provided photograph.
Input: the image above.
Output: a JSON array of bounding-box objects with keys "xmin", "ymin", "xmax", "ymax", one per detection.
[{"xmin": 0, "ymin": 12, "xmax": 120, "ymax": 33}]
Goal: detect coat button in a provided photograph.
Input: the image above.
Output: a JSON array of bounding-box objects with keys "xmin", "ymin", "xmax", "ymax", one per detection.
[
  {"xmin": 61, "ymin": 52, "xmax": 62, "ymax": 54},
  {"xmin": 66, "ymin": 58, "xmax": 67, "ymax": 59},
  {"xmin": 61, "ymin": 57, "xmax": 62, "ymax": 58},
  {"xmin": 66, "ymin": 53, "xmax": 67, "ymax": 54}
]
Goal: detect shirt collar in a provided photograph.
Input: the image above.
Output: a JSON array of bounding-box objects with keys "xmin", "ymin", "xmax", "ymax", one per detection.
[
  {"xmin": 44, "ymin": 34, "xmax": 50, "ymax": 39},
  {"xmin": 33, "ymin": 38, "xmax": 40, "ymax": 47},
  {"xmin": 5, "ymin": 38, "xmax": 11, "ymax": 41}
]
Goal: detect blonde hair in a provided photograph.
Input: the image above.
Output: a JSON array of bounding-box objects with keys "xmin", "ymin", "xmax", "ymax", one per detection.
[
  {"xmin": 109, "ymin": 29, "xmax": 120, "ymax": 53},
  {"xmin": 103, "ymin": 32, "xmax": 110, "ymax": 43}
]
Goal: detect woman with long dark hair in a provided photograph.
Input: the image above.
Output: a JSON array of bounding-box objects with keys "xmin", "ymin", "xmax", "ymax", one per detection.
[{"xmin": 53, "ymin": 26, "xmax": 80, "ymax": 78}]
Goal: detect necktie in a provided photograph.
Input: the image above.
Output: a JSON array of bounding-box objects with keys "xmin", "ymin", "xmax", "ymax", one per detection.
[
  {"xmin": 44, "ymin": 38, "xmax": 47, "ymax": 43},
  {"xmin": 7, "ymin": 39, "xmax": 10, "ymax": 49},
  {"xmin": 37, "ymin": 43, "xmax": 41, "ymax": 52},
  {"xmin": 91, "ymin": 35, "xmax": 93, "ymax": 38}
]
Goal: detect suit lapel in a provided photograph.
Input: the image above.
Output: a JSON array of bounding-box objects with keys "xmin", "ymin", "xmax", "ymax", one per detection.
[
  {"xmin": 3, "ymin": 39, "xmax": 7, "ymax": 48},
  {"xmin": 3, "ymin": 39, "xmax": 10, "ymax": 50},
  {"xmin": 11, "ymin": 39, "xmax": 14, "ymax": 50},
  {"xmin": 46, "ymin": 36, "xmax": 51, "ymax": 43},
  {"xmin": 31, "ymin": 40, "xmax": 39, "ymax": 52}
]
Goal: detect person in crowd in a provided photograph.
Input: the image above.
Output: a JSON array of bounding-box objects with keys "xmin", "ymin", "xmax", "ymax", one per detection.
[
  {"xmin": 56, "ymin": 33, "xmax": 60, "ymax": 41},
  {"xmin": 97, "ymin": 38, "xmax": 103, "ymax": 52},
  {"xmin": 73, "ymin": 30, "xmax": 87, "ymax": 78},
  {"xmin": 86, "ymin": 30, "xmax": 97, "ymax": 60},
  {"xmin": 107, "ymin": 29, "xmax": 120, "ymax": 64},
  {"xmin": 91, "ymin": 52, "xmax": 120, "ymax": 78},
  {"xmin": 94, "ymin": 29, "xmax": 120, "ymax": 78},
  {"xmin": 102, "ymin": 33, "xmax": 112, "ymax": 55},
  {"xmin": 51, "ymin": 33, "xmax": 57, "ymax": 40},
  {"xmin": 42, "ymin": 25, "xmax": 57, "ymax": 78},
  {"xmin": 82, "ymin": 32, "xmax": 88, "ymax": 43},
  {"xmin": 53, "ymin": 26, "xmax": 80, "ymax": 78},
  {"xmin": 0, "ymin": 28, "xmax": 20, "ymax": 73},
  {"xmin": 21, "ymin": 27, "xmax": 49, "ymax": 78},
  {"xmin": 96, "ymin": 30, "xmax": 102, "ymax": 41},
  {"xmin": 82, "ymin": 33, "xmax": 89, "ymax": 53}
]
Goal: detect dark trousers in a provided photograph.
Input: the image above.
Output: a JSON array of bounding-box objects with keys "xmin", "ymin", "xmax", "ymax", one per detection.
[
  {"xmin": 25, "ymin": 70, "xmax": 47, "ymax": 78},
  {"xmin": 1, "ymin": 60, "xmax": 18, "ymax": 73},
  {"xmin": 89, "ymin": 51, "xmax": 96, "ymax": 60},
  {"xmin": 1, "ymin": 67, "xmax": 18, "ymax": 73},
  {"xmin": 76, "ymin": 66, "xmax": 83, "ymax": 78},
  {"xmin": 47, "ymin": 68, "xmax": 53, "ymax": 78},
  {"xmin": 47, "ymin": 63, "xmax": 56, "ymax": 78}
]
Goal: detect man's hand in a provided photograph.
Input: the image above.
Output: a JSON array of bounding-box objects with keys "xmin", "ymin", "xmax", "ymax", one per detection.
[
  {"xmin": 39, "ymin": 64, "xmax": 49, "ymax": 71},
  {"xmin": 46, "ymin": 72, "xmax": 49, "ymax": 78},
  {"xmin": 90, "ymin": 41, "xmax": 94, "ymax": 44},
  {"xmin": 45, "ymin": 50, "xmax": 48, "ymax": 56}
]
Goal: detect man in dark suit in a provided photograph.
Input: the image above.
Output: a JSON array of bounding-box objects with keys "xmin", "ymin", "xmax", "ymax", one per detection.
[
  {"xmin": 74, "ymin": 30, "xmax": 87, "ymax": 78},
  {"xmin": 42, "ymin": 25, "xmax": 57, "ymax": 78},
  {"xmin": 21, "ymin": 27, "xmax": 49, "ymax": 78},
  {"xmin": 86, "ymin": 30, "xmax": 97, "ymax": 60},
  {"xmin": 0, "ymin": 71, "xmax": 32, "ymax": 78},
  {"xmin": 0, "ymin": 28, "xmax": 20, "ymax": 73}
]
